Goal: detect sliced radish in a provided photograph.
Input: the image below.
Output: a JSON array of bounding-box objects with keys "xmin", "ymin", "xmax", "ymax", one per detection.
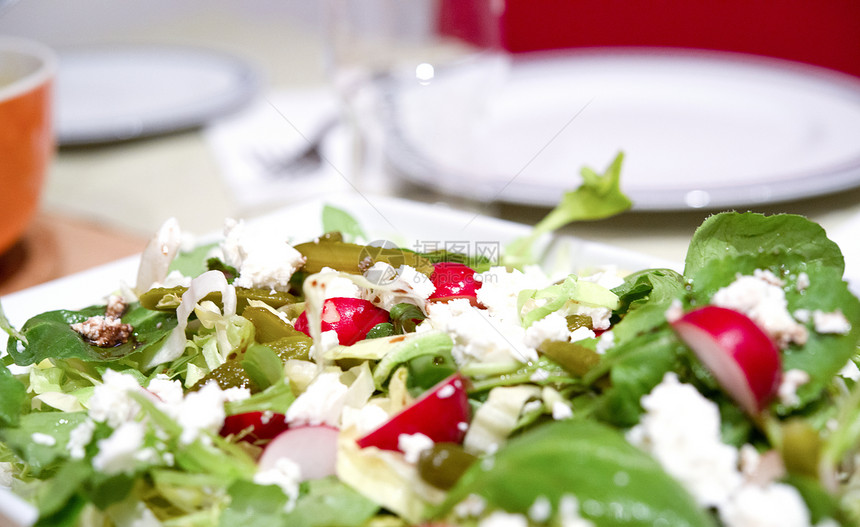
[
  {"xmin": 294, "ymin": 297, "xmax": 390, "ymax": 345},
  {"xmin": 357, "ymin": 373, "xmax": 470, "ymax": 452},
  {"xmin": 671, "ymin": 305, "xmax": 782, "ymax": 415},
  {"xmin": 257, "ymin": 425, "xmax": 339, "ymax": 481},
  {"xmin": 428, "ymin": 262, "xmax": 481, "ymax": 306},
  {"xmin": 220, "ymin": 411, "xmax": 288, "ymax": 444}
]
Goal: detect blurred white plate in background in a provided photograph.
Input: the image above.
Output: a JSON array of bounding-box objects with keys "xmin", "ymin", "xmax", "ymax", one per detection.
[
  {"xmin": 55, "ymin": 44, "xmax": 258, "ymax": 145},
  {"xmin": 382, "ymin": 48, "xmax": 860, "ymax": 210}
]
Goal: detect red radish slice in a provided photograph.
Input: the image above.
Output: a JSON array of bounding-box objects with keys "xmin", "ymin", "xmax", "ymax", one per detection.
[
  {"xmin": 671, "ymin": 305, "xmax": 782, "ymax": 415},
  {"xmin": 294, "ymin": 297, "xmax": 390, "ymax": 345},
  {"xmin": 220, "ymin": 411, "xmax": 287, "ymax": 444},
  {"xmin": 258, "ymin": 425, "xmax": 339, "ymax": 481},
  {"xmin": 428, "ymin": 262, "xmax": 481, "ymax": 306},
  {"xmin": 357, "ymin": 374, "xmax": 470, "ymax": 452}
]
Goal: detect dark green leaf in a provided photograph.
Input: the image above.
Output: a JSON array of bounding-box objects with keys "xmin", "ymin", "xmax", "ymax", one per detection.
[
  {"xmin": 241, "ymin": 344, "xmax": 284, "ymax": 390},
  {"xmin": 0, "ymin": 362, "xmax": 26, "ymax": 427},
  {"xmin": 220, "ymin": 480, "xmax": 289, "ymax": 527},
  {"xmin": 611, "ymin": 268, "xmax": 685, "ymax": 341},
  {"xmin": 284, "ymin": 477, "xmax": 380, "ymax": 527},
  {"xmin": 7, "ymin": 303, "xmax": 176, "ymax": 366},
  {"xmin": 0, "ymin": 412, "xmax": 90, "ymax": 475},
  {"xmin": 365, "ymin": 322, "xmax": 395, "ymax": 339},
  {"xmin": 207, "ymin": 257, "xmax": 239, "ymax": 283},
  {"xmin": 436, "ymin": 419, "xmax": 716, "ymax": 527},
  {"xmin": 388, "ymin": 303, "xmax": 426, "ymax": 334}
]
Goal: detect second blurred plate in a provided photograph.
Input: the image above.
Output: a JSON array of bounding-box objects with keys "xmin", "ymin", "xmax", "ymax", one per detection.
[
  {"xmin": 55, "ymin": 44, "xmax": 258, "ymax": 146},
  {"xmin": 382, "ymin": 48, "xmax": 860, "ymax": 210}
]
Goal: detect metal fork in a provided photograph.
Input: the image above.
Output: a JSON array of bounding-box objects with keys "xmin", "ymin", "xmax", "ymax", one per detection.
[{"xmin": 251, "ymin": 117, "xmax": 338, "ymax": 178}]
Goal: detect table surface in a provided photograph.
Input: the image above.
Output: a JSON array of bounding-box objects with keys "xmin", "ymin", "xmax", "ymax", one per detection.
[{"xmin": 4, "ymin": 9, "xmax": 860, "ymax": 298}]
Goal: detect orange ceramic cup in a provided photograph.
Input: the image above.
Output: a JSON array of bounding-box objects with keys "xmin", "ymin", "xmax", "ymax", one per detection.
[{"xmin": 0, "ymin": 37, "xmax": 56, "ymax": 254}]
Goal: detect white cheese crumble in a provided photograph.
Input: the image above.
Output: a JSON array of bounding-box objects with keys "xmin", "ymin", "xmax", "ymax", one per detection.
[
  {"xmin": 711, "ymin": 270, "xmax": 807, "ymax": 348},
  {"xmin": 595, "ymin": 330, "xmax": 615, "ymax": 355},
  {"xmin": 397, "ymin": 432, "xmax": 434, "ymax": 463},
  {"xmin": 528, "ymin": 496, "xmax": 552, "ymax": 522},
  {"xmin": 173, "ymin": 382, "xmax": 246, "ymax": 445},
  {"xmin": 316, "ymin": 266, "xmax": 362, "ymax": 299},
  {"xmin": 719, "ymin": 483, "xmax": 811, "ymax": 527},
  {"xmin": 67, "ymin": 419, "xmax": 96, "ymax": 460},
  {"xmin": 558, "ymin": 495, "xmax": 596, "ymax": 527},
  {"xmin": 778, "ymin": 369, "xmax": 811, "ymax": 407},
  {"xmin": 254, "ymin": 457, "xmax": 302, "ymax": 512},
  {"xmin": 221, "ymin": 218, "xmax": 306, "ymax": 292},
  {"xmin": 422, "ymin": 298, "xmax": 537, "ymax": 364},
  {"xmin": 87, "ymin": 369, "xmax": 147, "ymax": 428},
  {"xmin": 477, "ymin": 265, "xmax": 552, "ymax": 323},
  {"xmin": 286, "ymin": 372, "xmax": 349, "ymax": 427},
  {"xmin": 796, "ymin": 272, "xmax": 810, "ymax": 292},
  {"xmin": 523, "ymin": 312, "xmax": 571, "ymax": 349},
  {"xmin": 627, "ymin": 373, "xmax": 742, "ymax": 508},
  {"xmin": 838, "ymin": 359, "xmax": 860, "ymax": 381},
  {"xmin": 0, "ymin": 462, "xmax": 14, "ymax": 488},
  {"xmin": 580, "ymin": 266, "xmax": 626, "ymax": 290},
  {"xmin": 812, "ymin": 309, "xmax": 851, "ymax": 334},
  {"xmin": 92, "ymin": 421, "xmax": 146, "ymax": 475},
  {"xmin": 478, "ymin": 510, "xmax": 529, "ymax": 527},
  {"xmin": 551, "ymin": 401, "xmax": 573, "ymax": 420},
  {"xmin": 31, "ymin": 433, "xmax": 56, "ymax": 446},
  {"xmin": 341, "ymin": 404, "xmax": 390, "ymax": 436}
]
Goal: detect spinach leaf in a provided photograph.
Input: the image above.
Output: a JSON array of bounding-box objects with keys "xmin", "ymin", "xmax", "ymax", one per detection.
[
  {"xmin": 611, "ymin": 268, "xmax": 685, "ymax": 341},
  {"xmin": 0, "ymin": 362, "xmax": 26, "ymax": 427},
  {"xmin": 285, "ymin": 477, "xmax": 380, "ymax": 527},
  {"xmin": 322, "ymin": 204, "xmax": 367, "ymax": 243},
  {"xmin": 7, "ymin": 303, "xmax": 176, "ymax": 367},
  {"xmin": 0, "ymin": 412, "xmax": 90, "ymax": 476},
  {"xmin": 685, "ymin": 212, "xmax": 843, "ymax": 278},
  {"xmin": 590, "ymin": 327, "xmax": 689, "ymax": 427},
  {"xmin": 169, "ymin": 241, "xmax": 219, "ymax": 278},
  {"xmin": 220, "ymin": 480, "xmax": 290, "ymax": 527},
  {"xmin": 436, "ymin": 419, "xmax": 716, "ymax": 527}
]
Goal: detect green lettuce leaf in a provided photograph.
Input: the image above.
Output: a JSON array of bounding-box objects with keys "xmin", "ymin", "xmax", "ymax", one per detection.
[
  {"xmin": 0, "ymin": 412, "xmax": 91, "ymax": 475},
  {"xmin": 436, "ymin": 419, "xmax": 716, "ymax": 527},
  {"xmin": 504, "ymin": 152, "xmax": 632, "ymax": 268},
  {"xmin": 284, "ymin": 477, "xmax": 380, "ymax": 527},
  {"xmin": 322, "ymin": 204, "xmax": 367, "ymax": 243},
  {"xmin": 0, "ymin": 362, "xmax": 26, "ymax": 427},
  {"xmin": 6, "ymin": 303, "xmax": 176, "ymax": 367}
]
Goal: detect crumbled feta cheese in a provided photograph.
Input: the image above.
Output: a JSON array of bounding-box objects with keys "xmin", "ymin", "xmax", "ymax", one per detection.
[
  {"xmin": 665, "ymin": 298, "xmax": 684, "ymax": 323},
  {"xmin": 719, "ymin": 483, "xmax": 811, "ymax": 527},
  {"xmin": 316, "ymin": 267, "xmax": 362, "ymax": 299},
  {"xmin": 479, "ymin": 511, "xmax": 529, "ymax": 527},
  {"xmin": 778, "ymin": 369, "xmax": 810, "ymax": 407},
  {"xmin": 362, "ymin": 264, "xmax": 435, "ymax": 310},
  {"xmin": 570, "ymin": 326, "xmax": 596, "ymax": 342},
  {"xmin": 524, "ymin": 312, "xmax": 570, "ymax": 349},
  {"xmin": 423, "ymin": 299, "xmax": 537, "ymax": 364},
  {"xmin": 796, "ymin": 272, "xmax": 810, "ymax": 292},
  {"xmin": 712, "ymin": 271, "xmax": 807, "ymax": 348},
  {"xmin": 221, "ymin": 218, "xmax": 306, "ymax": 292},
  {"xmin": 174, "ymin": 382, "xmax": 232, "ymax": 445},
  {"xmin": 477, "ymin": 266, "xmax": 552, "ymax": 322},
  {"xmin": 31, "ymin": 433, "xmax": 56, "ymax": 446},
  {"xmin": 528, "ymin": 496, "xmax": 552, "ymax": 522},
  {"xmin": 67, "ymin": 419, "xmax": 96, "ymax": 460},
  {"xmin": 627, "ymin": 373, "xmax": 742, "ymax": 508},
  {"xmin": 558, "ymin": 495, "xmax": 596, "ymax": 527},
  {"xmin": 341, "ymin": 404, "xmax": 390, "ymax": 435},
  {"xmin": 87, "ymin": 370, "xmax": 146, "ymax": 428},
  {"xmin": 812, "ymin": 309, "xmax": 851, "ymax": 334},
  {"xmin": 838, "ymin": 359, "xmax": 860, "ymax": 381},
  {"xmin": 146, "ymin": 375, "xmax": 184, "ymax": 407},
  {"xmin": 595, "ymin": 330, "xmax": 615, "ymax": 355},
  {"xmin": 316, "ymin": 330, "xmax": 341, "ymax": 354},
  {"xmin": 397, "ymin": 432, "xmax": 434, "ymax": 463},
  {"xmin": 286, "ymin": 372, "xmax": 349, "ymax": 427},
  {"xmin": 530, "ymin": 369, "xmax": 551, "ymax": 382},
  {"xmin": 551, "ymin": 401, "xmax": 573, "ymax": 420},
  {"xmin": 454, "ymin": 494, "xmax": 487, "ymax": 518},
  {"xmin": 254, "ymin": 457, "xmax": 302, "ymax": 512},
  {"xmin": 92, "ymin": 421, "xmax": 146, "ymax": 475}
]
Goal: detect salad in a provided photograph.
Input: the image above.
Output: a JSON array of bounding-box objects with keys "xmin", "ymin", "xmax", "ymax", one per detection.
[{"xmin": 1, "ymin": 163, "xmax": 860, "ymax": 527}]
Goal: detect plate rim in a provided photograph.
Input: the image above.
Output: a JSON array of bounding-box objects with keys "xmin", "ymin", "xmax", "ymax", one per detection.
[
  {"xmin": 381, "ymin": 47, "xmax": 860, "ymax": 211},
  {"xmin": 55, "ymin": 42, "xmax": 260, "ymax": 146}
]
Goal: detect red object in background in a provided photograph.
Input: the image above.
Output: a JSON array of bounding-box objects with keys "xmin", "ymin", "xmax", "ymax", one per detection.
[{"xmin": 439, "ymin": 0, "xmax": 860, "ymax": 78}]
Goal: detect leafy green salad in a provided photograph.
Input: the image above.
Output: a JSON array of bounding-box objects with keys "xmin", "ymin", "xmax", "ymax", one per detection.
[{"xmin": 1, "ymin": 158, "xmax": 860, "ymax": 527}]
